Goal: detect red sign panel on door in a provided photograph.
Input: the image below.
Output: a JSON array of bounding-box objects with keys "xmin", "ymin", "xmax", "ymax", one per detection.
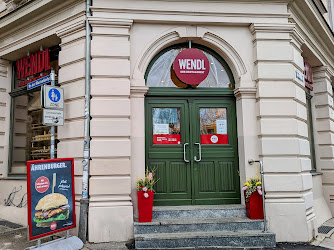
[
  {"xmin": 173, "ymin": 48, "xmax": 210, "ymax": 85},
  {"xmin": 201, "ymin": 134, "xmax": 228, "ymax": 144},
  {"xmin": 153, "ymin": 134, "xmax": 181, "ymax": 145}
]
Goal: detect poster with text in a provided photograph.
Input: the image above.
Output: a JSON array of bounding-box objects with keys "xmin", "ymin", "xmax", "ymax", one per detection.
[{"xmin": 27, "ymin": 158, "xmax": 75, "ymax": 240}]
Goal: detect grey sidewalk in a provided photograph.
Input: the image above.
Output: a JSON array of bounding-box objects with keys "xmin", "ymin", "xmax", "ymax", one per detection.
[
  {"xmin": 312, "ymin": 218, "xmax": 334, "ymax": 249},
  {"xmin": 0, "ymin": 218, "xmax": 330, "ymax": 250}
]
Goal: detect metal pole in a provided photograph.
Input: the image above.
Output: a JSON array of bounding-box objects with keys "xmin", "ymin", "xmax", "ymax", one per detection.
[
  {"xmin": 50, "ymin": 69, "xmax": 55, "ymax": 159},
  {"xmin": 188, "ymin": 39, "xmax": 192, "ymax": 48},
  {"xmin": 78, "ymin": 0, "xmax": 91, "ymax": 243},
  {"xmin": 248, "ymin": 159, "xmax": 267, "ymax": 232},
  {"xmin": 259, "ymin": 160, "xmax": 267, "ymax": 232},
  {"xmin": 37, "ymin": 239, "xmax": 41, "ymax": 248}
]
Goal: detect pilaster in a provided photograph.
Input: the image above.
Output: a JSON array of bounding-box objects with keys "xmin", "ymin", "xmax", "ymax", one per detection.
[
  {"xmin": 234, "ymin": 86, "xmax": 259, "ymax": 204},
  {"xmin": 312, "ymin": 66, "xmax": 334, "ymax": 215},
  {"xmin": 88, "ymin": 17, "xmax": 134, "ymax": 243},
  {"xmin": 250, "ymin": 23, "xmax": 315, "ymax": 242},
  {"xmin": 0, "ymin": 59, "xmax": 11, "ymax": 177}
]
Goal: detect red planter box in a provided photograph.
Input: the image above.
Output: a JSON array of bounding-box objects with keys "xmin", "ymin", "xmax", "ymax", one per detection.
[
  {"xmin": 137, "ymin": 191, "xmax": 154, "ymax": 222},
  {"xmin": 245, "ymin": 191, "xmax": 264, "ymax": 219}
]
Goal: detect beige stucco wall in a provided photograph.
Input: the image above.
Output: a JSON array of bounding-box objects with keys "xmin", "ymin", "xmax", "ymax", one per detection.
[{"xmin": 0, "ymin": 0, "xmax": 333, "ymax": 244}]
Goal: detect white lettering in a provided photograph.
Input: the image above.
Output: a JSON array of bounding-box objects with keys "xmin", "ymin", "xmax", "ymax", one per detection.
[
  {"xmin": 186, "ymin": 59, "xmax": 191, "ymax": 69},
  {"xmin": 191, "ymin": 60, "xmax": 196, "ymax": 70},
  {"xmin": 179, "ymin": 59, "xmax": 187, "ymax": 70}
]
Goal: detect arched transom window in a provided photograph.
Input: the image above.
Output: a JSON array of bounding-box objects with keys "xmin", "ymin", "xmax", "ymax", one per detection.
[{"xmin": 146, "ymin": 44, "xmax": 233, "ymax": 88}]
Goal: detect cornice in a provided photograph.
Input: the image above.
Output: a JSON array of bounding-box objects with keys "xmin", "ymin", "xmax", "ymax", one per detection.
[
  {"xmin": 90, "ymin": 6, "xmax": 290, "ymax": 21},
  {"xmin": 234, "ymin": 87, "xmax": 257, "ymax": 100},
  {"xmin": 130, "ymin": 86, "xmax": 149, "ymax": 98},
  {"xmin": 312, "ymin": 66, "xmax": 334, "ymax": 79},
  {"xmin": 56, "ymin": 20, "xmax": 85, "ymax": 39},
  {"xmin": 89, "ymin": 17, "xmax": 133, "ymax": 28},
  {"xmin": 249, "ymin": 23, "xmax": 295, "ymax": 35}
]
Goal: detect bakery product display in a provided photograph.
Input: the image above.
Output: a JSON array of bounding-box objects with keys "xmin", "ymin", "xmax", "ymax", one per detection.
[{"xmin": 33, "ymin": 193, "xmax": 70, "ymax": 227}]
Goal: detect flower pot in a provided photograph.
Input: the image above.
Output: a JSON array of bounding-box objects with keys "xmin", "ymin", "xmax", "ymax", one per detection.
[
  {"xmin": 137, "ymin": 190, "xmax": 154, "ymax": 222},
  {"xmin": 245, "ymin": 191, "xmax": 264, "ymax": 219}
]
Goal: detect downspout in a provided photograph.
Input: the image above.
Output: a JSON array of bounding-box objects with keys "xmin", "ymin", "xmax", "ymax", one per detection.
[{"xmin": 78, "ymin": 0, "xmax": 91, "ymax": 243}]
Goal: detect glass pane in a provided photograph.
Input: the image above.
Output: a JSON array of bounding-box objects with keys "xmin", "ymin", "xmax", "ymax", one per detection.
[
  {"xmin": 152, "ymin": 108, "xmax": 181, "ymax": 145},
  {"xmin": 146, "ymin": 47, "xmax": 231, "ymax": 88},
  {"xmin": 11, "ymin": 92, "xmax": 58, "ymax": 174},
  {"xmin": 200, "ymin": 108, "xmax": 228, "ymax": 145}
]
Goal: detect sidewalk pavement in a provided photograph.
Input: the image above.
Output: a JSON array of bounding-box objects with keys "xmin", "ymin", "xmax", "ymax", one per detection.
[
  {"xmin": 312, "ymin": 217, "xmax": 334, "ymax": 249},
  {"xmin": 0, "ymin": 218, "xmax": 331, "ymax": 250}
]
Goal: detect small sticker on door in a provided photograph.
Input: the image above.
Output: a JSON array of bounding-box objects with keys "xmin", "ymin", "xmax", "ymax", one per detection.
[{"xmin": 210, "ymin": 135, "xmax": 218, "ymax": 143}]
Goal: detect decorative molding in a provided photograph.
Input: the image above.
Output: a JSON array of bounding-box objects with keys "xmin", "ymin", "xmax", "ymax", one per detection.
[
  {"xmin": 133, "ymin": 26, "xmax": 247, "ymax": 83},
  {"xmin": 56, "ymin": 20, "xmax": 85, "ymax": 39},
  {"xmin": 249, "ymin": 23, "xmax": 295, "ymax": 35},
  {"xmin": 0, "ymin": 59, "xmax": 9, "ymax": 78},
  {"xmin": 234, "ymin": 87, "xmax": 257, "ymax": 100},
  {"xmin": 312, "ymin": 66, "xmax": 334, "ymax": 80},
  {"xmin": 130, "ymin": 86, "xmax": 149, "ymax": 98},
  {"xmin": 89, "ymin": 17, "xmax": 133, "ymax": 28}
]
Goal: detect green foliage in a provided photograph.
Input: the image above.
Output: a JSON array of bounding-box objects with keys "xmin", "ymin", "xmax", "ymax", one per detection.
[{"xmin": 136, "ymin": 168, "xmax": 159, "ymax": 191}]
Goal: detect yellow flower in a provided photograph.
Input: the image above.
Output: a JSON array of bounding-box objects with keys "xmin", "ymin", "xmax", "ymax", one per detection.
[
  {"xmin": 256, "ymin": 181, "xmax": 262, "ymax": 186},
  {"xmin": 244, "ymin": 182, "xmax": 250, "ymax": 187}
]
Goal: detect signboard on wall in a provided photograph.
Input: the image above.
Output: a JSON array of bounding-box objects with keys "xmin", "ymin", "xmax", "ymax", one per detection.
[
  {"xmin": 27, "ymin": 158, "xmax": 76, "ymax": 241},
  {"xmin": 173, "ymin": 48, "xmax": 209, "ymax": 85},
  {"xmin": 304, "ymin": 59, "xmax": 313, "ymax": 90}
]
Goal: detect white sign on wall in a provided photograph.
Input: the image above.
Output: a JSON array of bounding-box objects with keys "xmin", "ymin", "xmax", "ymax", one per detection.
[{"xmin": 43, "ymin": 109, "xmax": 64, "ymax": 126}]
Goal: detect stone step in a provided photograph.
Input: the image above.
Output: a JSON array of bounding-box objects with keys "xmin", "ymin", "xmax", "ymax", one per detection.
[
  {"xmin": 135, "ymin": 230, "xmax": 276, "ymax": 249},
  {"xmin": 152, "ymin": 205, "xmax": 246, "ymax": 220},
  {"xmin": 134, "ymin": 217, "xmax": 264, "ymax": 234}
]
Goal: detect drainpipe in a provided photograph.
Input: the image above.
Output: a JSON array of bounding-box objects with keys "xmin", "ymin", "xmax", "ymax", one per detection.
[{"xmin": 78, "ymin": 0, "xmax": 91, "ymax": 243}]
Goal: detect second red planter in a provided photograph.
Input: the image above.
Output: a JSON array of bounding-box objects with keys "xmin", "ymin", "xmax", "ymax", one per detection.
[
  {"xmin": 137, "ymin": 190, "xmax": 154, "ymax": 222},
  {"xmin": 245, "ymin": 191, "xmax": 264, "ymax": 219}
]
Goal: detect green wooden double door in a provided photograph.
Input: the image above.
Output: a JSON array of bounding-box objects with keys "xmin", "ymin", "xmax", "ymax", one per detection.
[{"xmin": 146, "ymin": 96, "xmax": 240, "ymax": 206}]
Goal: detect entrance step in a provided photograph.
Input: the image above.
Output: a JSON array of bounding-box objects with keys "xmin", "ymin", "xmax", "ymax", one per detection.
[
  {"xmin": 134, "ymin": 217, "xmax": 263, "ymax": 234},
  {"xmin": 152, "ymin": 205, "xmax": 246, "ymax": 220},
  {"xmin": 134, "ymin": 205, "xmax": 276, "ymax": 249},
  {"xmin": 135, "ymin": 230, "xmax": 276, "ymax": 249}
]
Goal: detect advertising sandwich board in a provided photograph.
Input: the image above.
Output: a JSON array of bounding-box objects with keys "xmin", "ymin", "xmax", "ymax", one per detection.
[{"xmin": 27, "ymin": 158, "xmax": 75, "ymax": 240}]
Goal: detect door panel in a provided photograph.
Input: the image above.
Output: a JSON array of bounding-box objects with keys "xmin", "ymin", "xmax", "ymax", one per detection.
[
  {"xmin": 146, "ymin": 97, "xmax": 240, "ymax": 206},
  {"xmin": 192, "ymin": 99, "xmax": 240, "ymax": 204},
  {"xmin": 146, "ymin": 99, "xmax": 192, "ymax": 205}
]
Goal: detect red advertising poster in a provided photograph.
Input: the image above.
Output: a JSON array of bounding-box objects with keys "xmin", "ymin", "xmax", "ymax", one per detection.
[
  {"xmin": 201, "ymin": 134, "xmax": 228, "ymax": 144},
  {"xmin": 153, "ymin": 134, "xmax": 181, "ymax": 145},
  {"xmin": 27, "ymin": 158, "xmax": 76, "ymax": 240}
]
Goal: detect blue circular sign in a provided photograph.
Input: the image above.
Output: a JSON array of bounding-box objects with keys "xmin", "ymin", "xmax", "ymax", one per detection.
[{"xmin": 48, "ymin": 88, "xmax": 61, "ymax": 103}]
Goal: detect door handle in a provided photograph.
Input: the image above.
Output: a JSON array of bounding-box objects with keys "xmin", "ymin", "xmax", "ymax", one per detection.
[
  {"xmin": 183, "ymin": 143, "xmax": 189, "ymax": 163},
  {"xmin": 194, "ymin": 143, "xmax": 202, "ymax": 162}
]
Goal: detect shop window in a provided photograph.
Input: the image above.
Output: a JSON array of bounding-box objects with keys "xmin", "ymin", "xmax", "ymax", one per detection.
[
  {"xmin": 146, "ymin": 44, "xmax": 233, "ymax": 88},
  {"xmin": 9, "ymin": 45, "xmax": 60, "ymax": 176}
]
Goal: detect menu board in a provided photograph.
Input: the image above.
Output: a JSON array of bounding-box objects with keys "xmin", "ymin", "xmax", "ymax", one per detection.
[{"xmin": 27, "ymin": 158, "xmax": 75, "ymax": 240}]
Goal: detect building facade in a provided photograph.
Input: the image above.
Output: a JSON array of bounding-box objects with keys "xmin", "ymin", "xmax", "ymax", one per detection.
[{"xmin": 0, "ymin": 0, "xmax": 333, "ymax": 244}]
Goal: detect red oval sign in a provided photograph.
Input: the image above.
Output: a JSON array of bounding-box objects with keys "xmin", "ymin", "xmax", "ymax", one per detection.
[
  {"xmin": 35, "ymin": 176, "xmax": 50, "ymax": 193},
  {"xmin": 173, "ymin": 48, "xmax": 209, "ymax": 85},
  {"xmin": 50, "ymin": 222, "xmax": 57, "ymax": 230}
]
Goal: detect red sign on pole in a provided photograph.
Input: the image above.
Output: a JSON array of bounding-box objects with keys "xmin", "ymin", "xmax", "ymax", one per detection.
[
  {"xmin": 173, "ymin": 48, "xmax": 210, "ymax": 85},
  {"xmin": 27, "ymin": 158, "xmax": 76, "ymax": 241}
]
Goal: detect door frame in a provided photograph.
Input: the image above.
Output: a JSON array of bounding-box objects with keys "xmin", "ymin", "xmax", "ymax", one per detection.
[{"xmin": 145, "ymin": 88, "xmax": 240, "ymax": 205}]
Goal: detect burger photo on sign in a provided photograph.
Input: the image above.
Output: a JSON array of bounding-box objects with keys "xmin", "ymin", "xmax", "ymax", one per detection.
[{"xmin": 33, "ymin": 193, "xmax": 70, "ymax": 227}]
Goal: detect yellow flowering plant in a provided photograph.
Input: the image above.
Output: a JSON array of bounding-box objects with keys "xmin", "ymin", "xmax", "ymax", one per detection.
[{"xmin": 242, "ymin": 177, "xmax": 262, "ymax": 202}]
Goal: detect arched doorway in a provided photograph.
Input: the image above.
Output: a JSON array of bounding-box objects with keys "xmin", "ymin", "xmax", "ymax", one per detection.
[{"xmin": 145, "ymin": 43, "xmax": 240, "ymax": 206}]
